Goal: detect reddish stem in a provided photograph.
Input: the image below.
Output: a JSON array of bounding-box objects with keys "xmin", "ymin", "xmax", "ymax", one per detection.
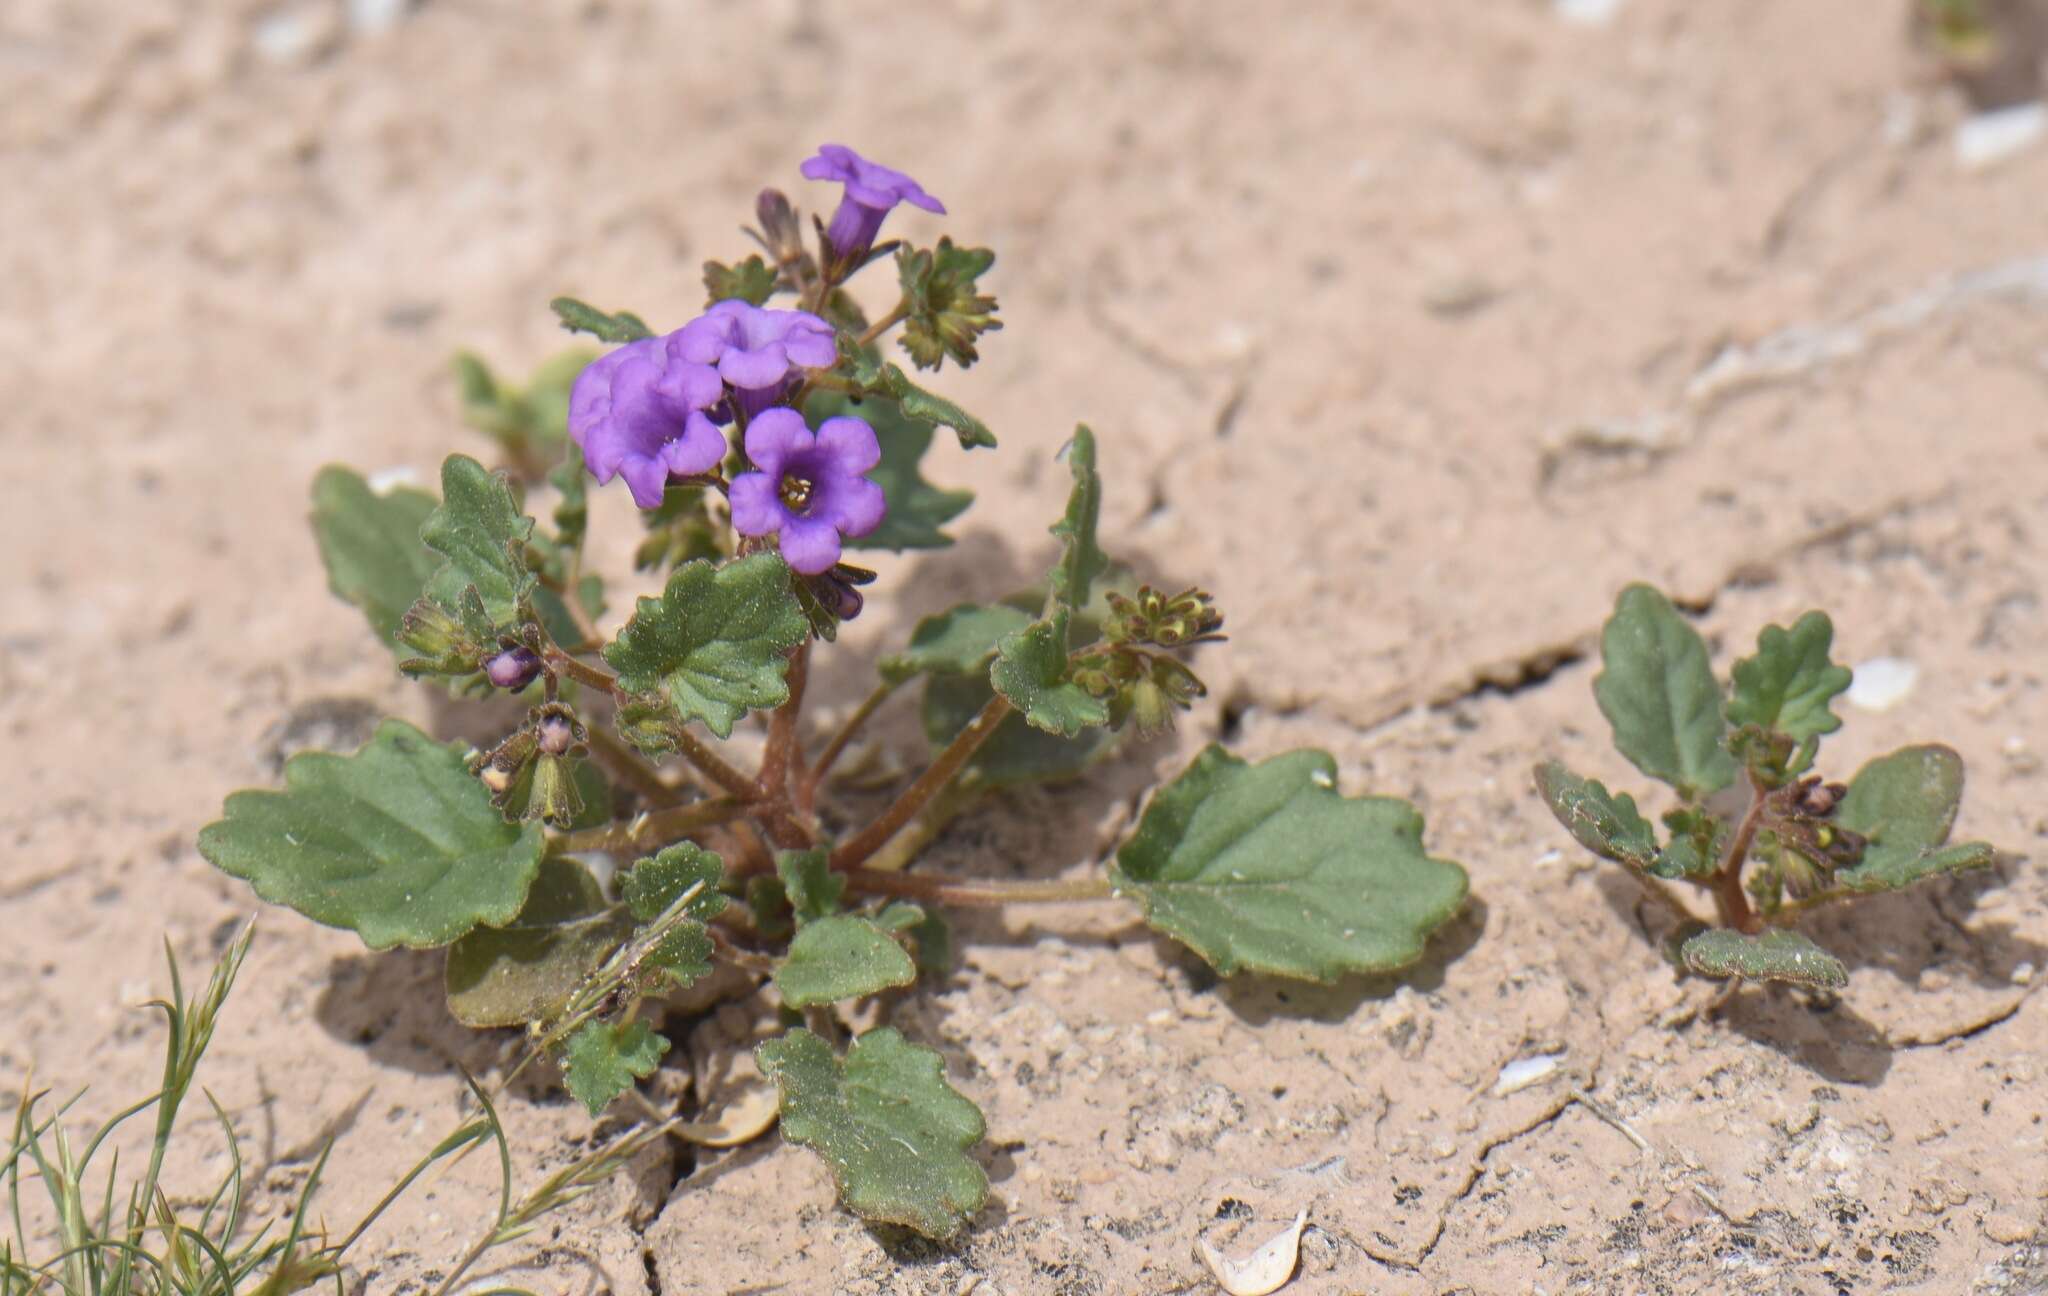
[{"xmin": 829, "ymin": 694, "xmax": 1012, "ymax": 871}]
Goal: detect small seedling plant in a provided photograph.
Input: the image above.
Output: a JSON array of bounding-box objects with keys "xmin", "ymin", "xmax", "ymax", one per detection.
[
  {"xmin": 198, "ymin": 146, "xmax": 1471, "ymax": 1239},
  {"xmin": 1536, "ymin": 584, "xmax": 1999, "ymax": 991}
]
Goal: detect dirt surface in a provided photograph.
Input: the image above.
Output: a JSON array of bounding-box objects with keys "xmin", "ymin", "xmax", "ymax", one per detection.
[{"xmin": 7, "ymin": 1, "xmax": 2048, "ymax": 1292}]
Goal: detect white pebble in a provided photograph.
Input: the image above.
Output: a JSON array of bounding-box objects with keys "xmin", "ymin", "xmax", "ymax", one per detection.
[
  {"xmin": 1554, "ymin": 0, "xmax": 1623, "ymax": 25},
  {"xmin": 1494, "ymin": 1051, "xmax": 1565, "ymax": 1096},
  {"xmin": 1846, "ymin": 657, "xmax": 1919, "ymax": 711},
  {"xmin": 1955, "ymin": 102, "xmax": 2047, "ymax": 171},
  {"xmin": 1198, "ymin": 1209, "xmax": 1308, "ymax": 1296}
]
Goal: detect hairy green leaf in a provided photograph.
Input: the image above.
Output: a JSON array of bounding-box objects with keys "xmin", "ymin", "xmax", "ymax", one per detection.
[
  {"xmin": 1834, "ymin": 744, "xmax": 1996, "ymax": 892},
  {"xmin": 549, "ymin": 296, "xmax": 654, "ymax": 344},
  {"xmin": 445, "ymin": 857, "xmax": 629, "ymax": 1028},
  {"xmin": 621, "ymin": 841, "xmax": 728, "ymax": 922},
  {"xmin": 1048, "ymin": 426, "xmax": 1106, "ymax": 617},
  {"xmin": 1679, "ymin": 927, "xmax": 1847, "ymax": 989},
  {"xmin": 922, "ymin": 672, "xmax": 1117, "ymax": 788},
  {"xmin": 776, "ymin": 850, "xmax": 845, "ymax": 924},
  {"xmin": 197, "ymin": 720, "xmax": 545, "ymax": 950},
  {"xmin": 991, "ymin": 612, "xmax": 1110, "ymax": 736},
  {"xmin": 561, "ymin": 1019, "xmax": 669, "ymax": 1116},
  {"xmin": 603, "ymin": 554, "xmax": 810, "ymax": 739},
  {"xmin": 1653, "ymin": 807, "xmax": 1724, "ymax": 880},
  {"xmin": 756, "ymin": 1028, "xmax": 987, "ymax": 1237},
  {"xmin": 703, "ymin": 255, "xmax": 778, "ymax": 307},
  {"xmin": 1532, "ymin": 761, "xmax": 1658, "ymax": 871},
  {"xmin": 897, "ymin": 238, "xmax": 1002, "ymax": 372},
  {"xmin": 422, "ymin": 454, "xmax": 538, "ymax": 626},
  {"xmin": 309, "ymin": 466, "xmax": 439, "ymax": 647},
  {"xmin": 1594, "ymin": 584, "xmax": 1736, "ymax": 801},
  {"xmin": 1110, "ymin": 746, "xmax": 1469, "ymax": 981},
  {"xmin": 1726, "ymin": 611, "xmax": 1853, "ymax": 746},
  {"xmin": 881, "ymin": 603, "xmax": 1033, "ymax": 685},
  {"xmin": 773, "ymin": 916, "xmax": 917, "ymax": 1008},
  {"xmin": 808, "ymin": 391, "xmax": 972, "ymax": 551}
]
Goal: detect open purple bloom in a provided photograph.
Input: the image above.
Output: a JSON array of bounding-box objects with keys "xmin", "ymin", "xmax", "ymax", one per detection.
[
  {"xmin": 568, "ymin": 334, "xmax": 725, "ymax": 508},
  {"xmin": 676, "ymin": 300, "xmax": 838, "ymax": 418},
  {"xmin": 728, "ymin": 408, "xmax": 886, "ymax": 575},
  {"xmin": 800, "ymin": 143, "xmax": 946, "ymax": 266}
]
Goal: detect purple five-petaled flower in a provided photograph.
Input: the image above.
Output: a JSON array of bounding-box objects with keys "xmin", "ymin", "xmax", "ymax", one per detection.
[
  {"xmin": 800, "ymin": 144, "xmax": 946, "ymax": 267},
  {"xmin": 676, "ymin": 300, "xmax": 838, "ymax": 419},
  {"xmin": 568, "ymin": 333, "xmax": 726, "ymax": 509},
  {"xmin": 728, "ymin": 408, "xmax": 886, "ymax": 575}
]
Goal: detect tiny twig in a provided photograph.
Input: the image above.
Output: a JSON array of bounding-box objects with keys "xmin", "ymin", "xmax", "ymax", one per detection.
[
  {"xmin": 829, "ymin": 694, "xmax": 1012, "ymax": 871},
  {"xmin": 800, "ymin": 680, "xmax": 900, "ymax": 809}
]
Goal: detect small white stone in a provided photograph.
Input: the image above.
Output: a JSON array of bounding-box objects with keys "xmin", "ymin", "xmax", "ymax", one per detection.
[
  {"xmin": 1494, "ymin": 1051, "xmax": 1565, "ymax": 1096},
  {"xmin": 1846, "ymin": 658, "xmax": 1919, "ymax": 711},
  {"xmin": 1956, "ymin": 103, "xmax": 2047, "ymax": 171},
  {"xmin": 365, "ymin": 464, "xmax": 421, "ymax": 492},
  {"xmin": 1197, "ymin": 1208, "xmax": 1308, "ymax": 1296},
  {"xmin": 1554, "ymin": 0, "xmax": 1623, "ymax": 26},
  {"xmin": 2013, "ymin": 962, "xmax": 2035, "ymax": 986}
]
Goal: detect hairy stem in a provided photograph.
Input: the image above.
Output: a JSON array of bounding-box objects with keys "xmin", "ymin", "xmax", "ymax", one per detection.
[
  {"xmin": 665, "ymin": 724, "xmax": 760, "ymax": 802},
  {"xmin": 556, "ymin": 797, "xmax": 748, "ymax": 856},
  {"xmin": 860, "ymin": 780, "xmax": 982, "ymax": 874},
  {"xmin": 854, "ymin": 300, "xmax": 909, "ymax": 349},
  {"xmin": 585, "ymin": 726, "xmax": 683, "ymax": 808},
  {"xmin": 1714, "ymin": 776, "xmax": 1767, "ymax": 934},
  {"xmin": 842, "ymin": 867, "xmax": 1117, "ymax": 907},
  {"xmin": 799, "ymin": 680, "xmax": 900, "ymax": 810},
  {"xmin": 757, "ymin": 644, "xmax": 810, "ymax": 800},
  {"xmin": 545, "ymin": 650, "xmax": 617, "ymax": 694},
  {"xmin": 829, "ymin": 694, "xmax": 1012, "ymax": 871}
]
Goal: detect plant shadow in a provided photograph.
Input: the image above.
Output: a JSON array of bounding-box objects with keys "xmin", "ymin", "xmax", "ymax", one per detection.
[{"xmin": 312, "ymin": 945, "xmax": 539, "ymax": 1086}]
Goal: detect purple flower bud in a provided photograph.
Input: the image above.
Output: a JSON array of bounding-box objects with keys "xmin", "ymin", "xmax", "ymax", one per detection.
[
  {"xmin": 568, "ymin": 333, "xmax": 726, "ymax": 508},
  {"xmin": 799, "ymin": 144, "xmax": 945, "ymax": 268},
  {"xmin": 485, "ymin": 645, "xmax": 542, "ymax": 690},
  {"xmin": 536, "ymin": 711, "xmax": 578, "ymax": 756},
  {"xmin": 728, "ymin": 408, "xmax": 886, "ymax": 575},
  {"xmin": 675, "ymin": 300, "xmax": 838, "ymax": 419},
  {"xmin": 756, "ymin": 187, "xmax": 804, "ymax": 261}
]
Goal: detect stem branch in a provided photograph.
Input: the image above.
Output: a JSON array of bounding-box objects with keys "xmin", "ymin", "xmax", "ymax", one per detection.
[
  {"xmin": 854, "ymin": 300, "xmax": 909, "ymax": 350},
  {"xmin": 1714, "ymin": 775, "xmax": 1767, "ymax": 934},
  {"xmin": 585, "ymin": 726, "xmax": 683, "ymax": 808},
  {"xmin": 800, "ymin": 680, "xmax": 900, "ymax": 809},
  {"xmin": 841, "ymin": 868, "xmax": 1117, "ymax": 907},
  {"xmin": 556, "ymin": 797, "xmax": 748, "ymax": 856},
  {"xmin": 829, "ymin": 694, "xmax": 1012, "ymax": 871}
]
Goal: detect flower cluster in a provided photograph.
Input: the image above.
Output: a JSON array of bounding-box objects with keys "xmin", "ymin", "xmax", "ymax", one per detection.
[{"xmin": 568, "ymin": 144, "xmax": 945, "ymax": 575}]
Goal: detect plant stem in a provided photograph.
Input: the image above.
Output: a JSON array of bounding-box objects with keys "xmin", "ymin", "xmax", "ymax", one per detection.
[
  {"xmin": 800, "ymin": 680, "xmax": 900, "ymax": 810},
  {"xmin": 841, "ymin": 868, "xmax": 1117, "ymax": 907},
  {"xmin": 854, "ymin": 300, "xmax": 909, "ymax": 349},
  {"xmin": 757, "ymin": 644, "xmax": 810, "ymax": 800},
  {"xmin": 860, "ymin": 780, "xmax": 982, "ymax": 874},
  {"xmin": 829, "ymin": 694, "xmax": 1012, "ymax": 871},
  {"xmin": 666, "ymin": 725, "xmax": 760, "ymax": 801},
  {"xmin": 545, "ymin": 650, "xmax": 617, "ymax": 694},
  {"xmin": 585, "ymin": 726, "xmax": 683, "ymax": 808},
  {"xmin": 1714, "ymin": 775, "xmax": 1767, "ymax": 934},
  {"xmin": 556, "ymin": 797, "xmax": 748, "ymax": 856}
]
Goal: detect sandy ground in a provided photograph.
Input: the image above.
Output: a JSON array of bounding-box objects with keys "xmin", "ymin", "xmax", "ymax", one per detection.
[{"xmin": 6, "ymin": 1, "xmax": 2048, "ymax": 1292}]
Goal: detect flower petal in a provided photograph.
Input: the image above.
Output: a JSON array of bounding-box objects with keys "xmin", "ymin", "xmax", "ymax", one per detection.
[
  {"xmin": 814, "ymin": 415, "xmax": 881, "ymax": 475},
  {"xmin": 727, "ymin": 472, "xmax": 785, "ymax": 537},
  {"xmin": 780, "ymin": 316, "xmax": 839, "ymax": 369},
  {"xmin": 618, "ymin": 454, "xmax": 671, "ymax": 510},
  {"xmin": 720, "ymin": 342, "xmax": 790, "ymax": 391},
  {"xmin": 777, "ymin": 515, "xmax": 843, "ymax": 574},
  {"xmin": 659, "ymin": 411, "xmax": 727, "ymax": 478},
  {"xmin": 743, "ymin": 407, "xmax": 812, "ymax": 476},
  {"xmin": 816, "ymin": 475, "xmax": 886, "ymax": 540}
]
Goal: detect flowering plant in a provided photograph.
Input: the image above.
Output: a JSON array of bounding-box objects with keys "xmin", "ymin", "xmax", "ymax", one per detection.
[
  {"xmin": 1536, "ymin": 585, "xmax": 2001, "ymax": 992},
  {"xmin": 199, "ymin": 146, "xmax": 1470, "ymax": 1238}
]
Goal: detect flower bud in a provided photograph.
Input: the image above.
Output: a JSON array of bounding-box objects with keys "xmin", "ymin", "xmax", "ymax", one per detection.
[{"xmin": 485, "ymin": 645, "xmax": 542, "ymax": 691}]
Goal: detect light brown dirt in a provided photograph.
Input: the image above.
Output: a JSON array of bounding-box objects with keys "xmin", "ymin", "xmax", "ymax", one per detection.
[{"xmin": 6, "ymin": 1, "xmax": 2048, "ymax": 1292}]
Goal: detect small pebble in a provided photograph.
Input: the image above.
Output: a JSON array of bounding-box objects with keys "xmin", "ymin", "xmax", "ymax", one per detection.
[
  {"xmin": 1847, "ymin": 658, "xmax": 1918, "ymax": 711},
  {"xmin": 1956, "ymin": 102, "xmax": 2047, "ymax": 171}
]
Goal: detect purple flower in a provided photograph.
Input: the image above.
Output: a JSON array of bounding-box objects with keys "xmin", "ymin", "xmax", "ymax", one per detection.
[
  {"xmin": 800, "ymin": 144, "xmax": 945, "ymax": 267},
  {"xmin": 728, "ymin": 408, "xmax": 886, "ymax": 575},
  {"xmin": 676, "ymin": 300, "xmax": 838, "ymax": 418},
  {"xmin": 569, "ymin": 334, "xmax": 726, "ymax": 508},
  {"xmin": 485, "ymin": 645, "xmax": 542, "ymax": 691}
]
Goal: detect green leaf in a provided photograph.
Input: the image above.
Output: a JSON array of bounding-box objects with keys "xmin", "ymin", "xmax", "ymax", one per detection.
[
  {"xmin": 756, "ymin": 1027, "xmax": 987, "ymax": 1238},
  {"xmin": 776, "ymin": 850, "xmax": 845, "ymax": 925},
  {"xmin": 1594, "ymin": 584, "xmax": 1737, "ymax": 801},
  {"xmin": 876, "ymin": 903, "xmax": 954, "ymax": 978},
  {"xmin": 922, "ymin": 672, "xmax": 1117, "ymax": 789},
  {"xmin": 422, "ymin": 454, "xmax": 538, "ymax": 627},
  {"xmin": 454, "ymin": 349, "xmax": 594, "ymax": 460},
  {"xmin": 602, "ymin": 554, "xmax": 810, "ymax": 740},
  {"xmin": 645, "ymin": 923, "xmax": 716, "ymax": 988},
  {"xmin": 309, "ymin": 467, "xmax": 440, "ymax": 647},
  {"xmin": 445, "ymin": 857, "xmax": 630, "ymax": 1028},
  {"xmin": 1532, "ymin": 761, "xmax": 1658, "ymax": 871},
  {"xmin": 549, "ymin": 296, "xmax": 654, "ymax": 344},
  {"xmin": 1652, "ymin": 807, "xmax": 1724, "ymax": 880},
  {"xmin": 897, "ymin": 238, "xmax": 1002, "ymax": 372},
  {"xmin": 773, "ymin": 916, "xmax": 917, "ymax": 1008},
  {"xmin": 1726, "ymin": 611, "xmax": 1853, "ymax": 746},
  {"xmin": 1048, "ymin": 426, "xmax": 1106, "ymax": 617},
  {"xmin": 703, "ymin": 255, "xmax": 778, "ymax": 307},
  {"xmin": 1834, "ymin": 744, "xmax": 1997, "ymax": 892},
  {"xmin": 840, "ymin": 346, "xmax": 997, "ymax": 449},
  {"xmin": 807, "ymin": 391, "xmax": 972, "ymax": 551},
  {"xmin": 621, "ymin": 842, "xmax": 727, "ymax": 922},
  {"xmin": 1110, "ymin": 746, "xmax": 1469, "ymax": 981},
  {"xmin": 197, "ymin": 720, "xmax": 545, "ymax": 950},
  {"xmin": 561, "ymin": 1019, "xmax": 669, "ymax": 1116},
  {"xmin": 990, "ymin": 612, "xmax": 1110, "ymax": 737},
  {"xmin": 1679, "ymin": 927, "xmax": 1847, "ymax": 989},
  {"xmin": 548, "ymin": 443, "xmax": 591, "ymax": 555},
  {"xmin": 881, "ymin": 603, "xmax": 1034, "ymax": 685}
]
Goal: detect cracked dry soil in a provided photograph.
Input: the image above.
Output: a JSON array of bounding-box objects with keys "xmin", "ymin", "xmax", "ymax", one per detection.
[{"xmin": 6, "ymin": 1, "xmax": 2048, "ymax": 1292}]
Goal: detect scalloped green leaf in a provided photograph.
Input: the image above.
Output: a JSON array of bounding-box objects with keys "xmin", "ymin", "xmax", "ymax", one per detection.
[
  {"xmin": 1533, "ymin": 760, "xmax": 1658, "ymax": 871},
  {"xmin": 1048, "ymin": 426, "xmax": 1106, "ymax": 617},
  {"xmin": 197, "ymin": 719, "xmax": 545, "ymax": 950},
  {"xmin": 808, "ymin": 391, "xmax": 971, "ymax": 552},
  {"xmin": 1680, "ymin": 927, "xmax": 1847, "ymax": 989},
  {"xmin": 881, "ymin": 603, "xmax": 1033, "ymax": 686},
  {"xmin": 1727, "ymin": 611, "xmax": 1853, "ymax": 746},
  {"xmin": 991, "ymin": 612, "xmax": 1109, "ymax": 737},
  {"xmin": 561, "ymin": 1018, "xmax": 669, "ymax": 1116},
  {"xmin": 773, "ymin": 916, "xmax": 917, "ymax": 1008},
  {"xmin": 309, "ymin": 466, "xmax": 440, "ymax": 648},
  {"xmin": 1110, "ymin": 745, "xmax": 1469, "ymax": 981},
  {"xmin": 602, "ymin": 554, "xmax": 810, "ymax": 740},
  {"xmin": 549, "ymin": 296, "xmax": 654, "ymax": 344},
  {"xmin": 621, "ymin": 841, "xmax": 728, "ymax": 922},
  {"xmin": 1834, "ymin": 744, "xmax": 1996, "ymax": 892},
  {"xmin": 445, "ymin": 857, "xmax": 629, "ymax": 1029},
  {"xmin": 756, "ymin": 1027, "xmax": 987, "ymax": 1238},
  {"xmin": 422, "ymin": 454, "xmax": 538, "ymax": 626},
  {"xmin": 776, "ymin": 850, "xmax": 845, "ymax": 925},
  {"xmin": 1594, "ymin": 584, "xmax": 1736, "ymax": 801},
  {"xmin": 921, "ymin": 671, "xmax": 1118, "ymax": 789}
]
